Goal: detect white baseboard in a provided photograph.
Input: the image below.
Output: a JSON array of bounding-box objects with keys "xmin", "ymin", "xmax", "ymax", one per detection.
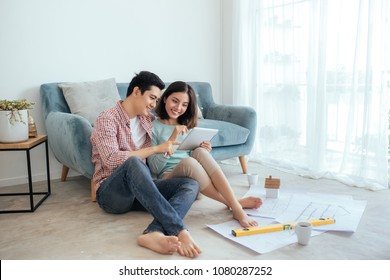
[
  {"xmin": 0, "ymin": 167, "xmax": 78, "ymax": 188},
  {"xmin": 0, "ymin": 170, "xmax": 61, "ymax": 187}
]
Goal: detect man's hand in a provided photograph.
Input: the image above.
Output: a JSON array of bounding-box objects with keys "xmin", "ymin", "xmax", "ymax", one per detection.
[{"xmin": 157, "ymin": 140, "xmax": 180, "ymax": 157}]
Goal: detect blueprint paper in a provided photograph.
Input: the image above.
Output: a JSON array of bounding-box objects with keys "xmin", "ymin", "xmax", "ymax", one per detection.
[
  {"xmin": 207, "ymin": 217, "xmax": 324, "ymax": 254},
  {"xmin": 207, "ymin": 187, "xmax": 367, "ymax": 253},
  {"xmin": 243, "ymin": 186, "xmax": 296, "ymax": 218},
  {"xmin": 244, "ymin": 186, "xmax": 366, "ymax": 232},
  {"xmin": 275, "ymin": 193, "xmax": 367, "ymax": 232}
]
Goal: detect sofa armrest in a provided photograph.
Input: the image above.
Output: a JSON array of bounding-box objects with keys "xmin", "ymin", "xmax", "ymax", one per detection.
[
  {"xmin": 45, "ymin": 112, "xmax": 94, "ymax": 178},
  {"xmin": 206, "ymin": 104, "xmax": 257, "ymax": 131}
]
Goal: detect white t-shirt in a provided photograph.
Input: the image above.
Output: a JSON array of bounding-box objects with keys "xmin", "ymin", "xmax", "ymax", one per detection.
[{"xmin": 130, "ymin": 117, "xmax": 146, "ymax": 149}]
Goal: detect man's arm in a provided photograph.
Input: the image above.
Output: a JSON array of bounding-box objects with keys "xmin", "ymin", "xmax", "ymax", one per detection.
[
  {"xmin": 91, "ymin": 117, "xmax": 128, "ymax": 169},
  {"xmin": 127, "ymin": 147, "xmax": 156, "ymax": 159},
  {"xmin": 92, "ymin": 114, "xmax": 178, "ymax": 169}
]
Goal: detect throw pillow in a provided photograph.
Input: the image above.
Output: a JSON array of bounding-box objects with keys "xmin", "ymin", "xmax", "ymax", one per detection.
[{"xmin": 59, "ymin": 78, "xmax": 121, "ymax": 125}]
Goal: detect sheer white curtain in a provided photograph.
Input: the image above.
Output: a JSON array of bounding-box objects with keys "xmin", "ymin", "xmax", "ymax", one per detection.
[{"xmin": 232, "ymin": 0, "xmax": 389, "ymax": 190}]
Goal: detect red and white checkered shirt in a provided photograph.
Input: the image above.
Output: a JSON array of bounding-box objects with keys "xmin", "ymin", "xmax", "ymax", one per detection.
[{"xmin": 91, "ymin": 101, "xmax": 154, "ymax": 189}]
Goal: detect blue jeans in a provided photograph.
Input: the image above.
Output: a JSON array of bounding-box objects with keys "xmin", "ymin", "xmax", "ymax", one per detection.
[{"xmin": 96, "ymin": 156, "xmax": 200, "ymax": 236}]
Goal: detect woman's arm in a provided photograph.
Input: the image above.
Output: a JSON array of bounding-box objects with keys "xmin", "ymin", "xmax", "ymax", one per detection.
[
  {"xmin": 168, "ymin": 125, "xmax": 188, "ymax": 141},
  {"xmin": 147, "ymin": 126, "xmax": 173, "ymax": 176}
]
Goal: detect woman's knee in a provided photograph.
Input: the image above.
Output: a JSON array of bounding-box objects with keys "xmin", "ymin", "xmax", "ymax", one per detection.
[
  {"xmin": 192, "ymin": 147, "xmax": 220, "ymax": 173},
  {"xmin": 181, "ymin": 157, "xmax": 198, "ymax": 167},
  {"xmin": 178, "ymin": 157, "xmax": 202, "ymax": 174},
  {"xmin": 192, "ymin": 147, "xmax": 209, "ymax": 159}
]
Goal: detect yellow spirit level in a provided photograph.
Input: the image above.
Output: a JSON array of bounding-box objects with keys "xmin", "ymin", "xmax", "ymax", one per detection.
[{"xmin": 232, "ymin": 217, "xmax": 335, "ymax": 237}]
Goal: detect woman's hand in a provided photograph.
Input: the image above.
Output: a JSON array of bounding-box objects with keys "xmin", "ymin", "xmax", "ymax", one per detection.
[
  {"xmin": 169, "ymin": 125, "xmax": 188, "ymax": 141},
  {"xmin": 200, "ymin": 141, "xmax": 212, "ymax": 152}
]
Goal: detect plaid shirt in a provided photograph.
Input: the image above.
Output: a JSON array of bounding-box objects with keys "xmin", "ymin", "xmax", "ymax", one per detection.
[{"xmin": 91, "ymin": 101, "xmax": 154, "ymax": 189}]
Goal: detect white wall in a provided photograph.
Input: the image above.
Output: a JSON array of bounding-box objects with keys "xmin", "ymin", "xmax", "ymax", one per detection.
[
  {"xmin": 221, "ymin": 0, "xmax": 233, "ymax": 104},
  {"xmin": 0, "ymin": 0, "xmax": 222, "ymax": 186}
]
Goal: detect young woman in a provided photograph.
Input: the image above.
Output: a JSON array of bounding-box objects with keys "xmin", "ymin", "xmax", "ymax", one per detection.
[{"xmin": 147, "ymin": 81, "xmax": 262, "ymax": 227}]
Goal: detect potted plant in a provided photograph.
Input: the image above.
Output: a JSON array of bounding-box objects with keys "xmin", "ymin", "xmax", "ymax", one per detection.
[{"xmin": 0, "ymin": 99, "xmax": 35, "ymax": 143}]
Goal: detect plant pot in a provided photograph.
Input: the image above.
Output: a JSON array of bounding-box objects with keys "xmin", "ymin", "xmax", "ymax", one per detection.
[{"xmin": 0, "ymin": 109, "xmax": 29, "ymax": 143}]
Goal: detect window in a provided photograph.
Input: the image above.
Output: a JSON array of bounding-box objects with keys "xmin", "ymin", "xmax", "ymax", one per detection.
[{"xmin": 233, "ymin": 0, "xmax": 389, "ymax": 189}]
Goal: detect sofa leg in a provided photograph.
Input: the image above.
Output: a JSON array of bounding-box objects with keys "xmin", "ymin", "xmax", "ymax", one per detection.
[
  {"xmin": 91, "ymin": 179, "xmax": 97, "ymax": 202},
  {"xmin": 239, "ymin": 156, "xmax": 247, "ymax": 174},
  {"xmin": 61, "ymin": 165, "xmax": 69, "ymax": 181}
]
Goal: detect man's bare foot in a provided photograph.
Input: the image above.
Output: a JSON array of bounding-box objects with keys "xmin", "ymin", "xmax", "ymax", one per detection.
[
  {"xmin": 232, "ymin": 207, "xmax": 258, "ymax": 227},
  {"xmin": 137, "ymin": 231, "xmax": 181, "ymax": 255},
  {"xmin": 238, "ymin": 196, "xmax": 262, "ymax": 209},
  {"xmin": 177, "ymin": 230, "xmax": 202, "ymax": 258}
]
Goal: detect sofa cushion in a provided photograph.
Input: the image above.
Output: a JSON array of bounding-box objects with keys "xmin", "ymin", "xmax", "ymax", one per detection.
[
  {"xmin": 197, "ymin": 119, "xmax": 250, "ymax": 147},
  {"xmin": 59, "ymin": 78, "xmax": 121, "ymax": 125}
]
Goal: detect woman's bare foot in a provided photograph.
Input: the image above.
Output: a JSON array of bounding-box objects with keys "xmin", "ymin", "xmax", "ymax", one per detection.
[
  {"xmin": 137, "ymin": 231, "xmax": 181, "ymax": 255},
  {"xmin": 238, "ymin": 196, "xmax": 262, "ymax": 209},
  {"xmin": 177, "ymin": 230, "xmax": 202, "ymax": 258},
  {"xmin": 232, "ymin": 207, "xmax": 258, "ymax": 227}
]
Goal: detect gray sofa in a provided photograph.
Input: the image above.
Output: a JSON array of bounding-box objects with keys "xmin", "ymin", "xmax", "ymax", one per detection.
[{"xmin": 40, "ymin": 82, "xmax": 257, "ymax": 182}]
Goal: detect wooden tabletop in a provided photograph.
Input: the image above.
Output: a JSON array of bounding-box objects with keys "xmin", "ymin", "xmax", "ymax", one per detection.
[{"xmin": 0, "ymin": 135, "xmax": 47, "ymax": 150}]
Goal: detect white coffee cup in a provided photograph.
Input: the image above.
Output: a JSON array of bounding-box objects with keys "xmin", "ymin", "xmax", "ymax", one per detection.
[
  {"xmin": 247, "ymin": 173, "xmax": 259, "ymax": 185},
  {"xmin": 295, "ymin": 221, "xmax": 312, "ymax": 245}
]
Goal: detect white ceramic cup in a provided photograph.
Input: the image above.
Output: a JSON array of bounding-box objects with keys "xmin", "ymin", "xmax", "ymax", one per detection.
[
  {"xmin": 247, "ymin": 173, "xmax": 259, "ymax": 185},
  {"xmin": 295, "ymin": 221, "xmax": 312, "ymax": 245}
]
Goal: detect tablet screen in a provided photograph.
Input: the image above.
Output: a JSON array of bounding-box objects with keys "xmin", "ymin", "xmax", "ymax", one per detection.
[{"xmin": 177, "ymin": 127, "xmax": 218, "ymax": 150}]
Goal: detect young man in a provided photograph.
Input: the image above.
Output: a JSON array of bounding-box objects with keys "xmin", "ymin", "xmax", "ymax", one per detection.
[{"xmin": 90, "ymin": 71, "xmax": 202, "ymax": 258}]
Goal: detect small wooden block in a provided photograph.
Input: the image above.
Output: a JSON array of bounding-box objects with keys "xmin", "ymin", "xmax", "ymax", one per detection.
[{"xmin": 264, "ymin": 176, "xmax": 280, "ymax": 189}]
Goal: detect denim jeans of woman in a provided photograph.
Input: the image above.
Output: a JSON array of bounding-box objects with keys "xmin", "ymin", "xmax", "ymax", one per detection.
[{"xmin": 96, "ymin": 156, "xmax": 200, "ymax": 236}]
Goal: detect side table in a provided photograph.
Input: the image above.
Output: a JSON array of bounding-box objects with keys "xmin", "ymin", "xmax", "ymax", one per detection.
[{"xmin": 0, "ymin": 135, "xmax": 51, "ymax": 213}]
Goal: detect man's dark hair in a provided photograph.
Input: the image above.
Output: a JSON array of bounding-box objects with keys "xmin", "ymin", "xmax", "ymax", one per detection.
[{"xmin": 127, "ymin": 71, "xmax": 165, "ymax": 97}]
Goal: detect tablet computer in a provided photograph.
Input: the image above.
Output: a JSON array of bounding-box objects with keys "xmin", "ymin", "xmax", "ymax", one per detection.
[{"xmin": 177, "ymin": 127, "xmax": 218, "ymax": 150}]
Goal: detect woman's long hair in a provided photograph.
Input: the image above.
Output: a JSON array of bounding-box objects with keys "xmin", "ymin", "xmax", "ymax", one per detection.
[{"xmin": 154, "ymin": 81, "xmax": 198, "ymax": 129}]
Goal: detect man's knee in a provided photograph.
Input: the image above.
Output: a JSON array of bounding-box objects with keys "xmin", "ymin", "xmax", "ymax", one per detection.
[
  {"xmin": 121, "ymin": 156, "xmax": 152, "ymax": 179},
  {"xmin": 124, "ymin": 156, "xmax": 146, "ymax": 169}
]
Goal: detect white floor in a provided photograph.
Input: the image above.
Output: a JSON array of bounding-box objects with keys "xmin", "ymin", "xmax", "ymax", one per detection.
[{"xmin": 1, "ymin": 161, "xmax": 389, "ymax": 260}]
